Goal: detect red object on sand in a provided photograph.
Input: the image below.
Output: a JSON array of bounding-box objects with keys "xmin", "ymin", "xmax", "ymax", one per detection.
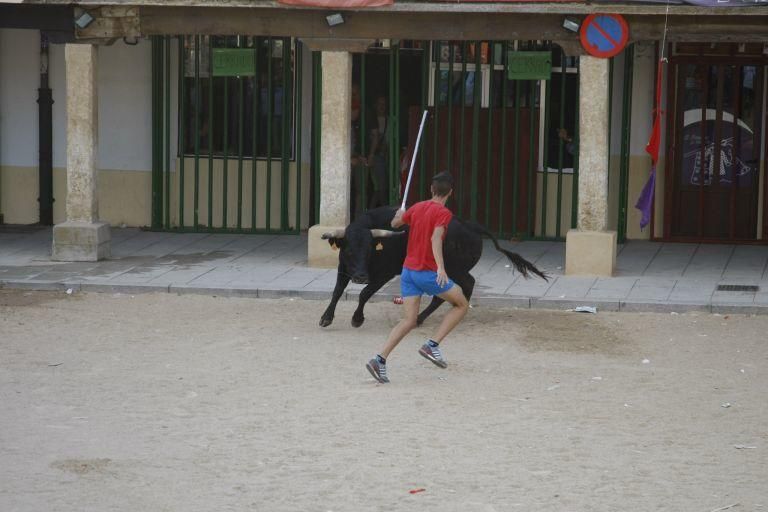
[
  {"xmin": 393, "ymin": 296, "xmax": 404, "ymax": 305},
  {"xmin": 409, "ymin": 488, "xmax": 426, "ymax": 494}
]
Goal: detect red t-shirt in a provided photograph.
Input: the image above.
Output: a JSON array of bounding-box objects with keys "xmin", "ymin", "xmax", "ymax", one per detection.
[{"xmin": 402, "ymin": 200, "xmax": 453, "ymax": 271}]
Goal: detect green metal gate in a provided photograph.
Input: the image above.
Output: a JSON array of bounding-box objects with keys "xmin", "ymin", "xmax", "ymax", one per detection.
[
  {"xmin": 151, "ymin": 35, "xmax": 305, "ymax": 234},
  {"xmin": 340, "ymin": 40, "xmax": 580, "ymax": 240}
]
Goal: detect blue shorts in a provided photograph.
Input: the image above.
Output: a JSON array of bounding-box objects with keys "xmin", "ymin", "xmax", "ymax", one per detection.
[{"xmin": 400, "ymin": 267, "xmax": 454, "ymax": 298}]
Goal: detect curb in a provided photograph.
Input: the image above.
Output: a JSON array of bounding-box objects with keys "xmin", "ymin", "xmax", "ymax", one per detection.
[{"xmin": 2, "ymin": 279, "xmax": 767, "ymax": 315}]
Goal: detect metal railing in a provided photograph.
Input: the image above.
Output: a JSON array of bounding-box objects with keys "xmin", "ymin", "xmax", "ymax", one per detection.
[
  {"xmin": 345, "ymin": 40, "xmax": 580, "ymax": 240},
  {"xmin": 151, "ymin": 35, "xmax": 303, "ymax": 234}
]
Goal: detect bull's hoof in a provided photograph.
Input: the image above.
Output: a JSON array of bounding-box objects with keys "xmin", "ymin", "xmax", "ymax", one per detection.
[
  {"xmin": 351, "ymin": 315, "xmax": 365, "ymax": 328},
  {"xmin": 319, "ymin": 317, "xmax": 333, "ymax": 328}
]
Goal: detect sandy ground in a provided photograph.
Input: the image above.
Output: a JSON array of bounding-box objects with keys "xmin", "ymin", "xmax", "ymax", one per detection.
[{"xmin": 0, "ymin": 289, "xmax": 767, "ymax": 512}]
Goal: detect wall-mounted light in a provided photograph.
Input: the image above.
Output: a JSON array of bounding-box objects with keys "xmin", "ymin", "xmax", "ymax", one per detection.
[
  {"xmin": 326, "ymin": 13, "xmax": 345, "ymax": 27},
  {"xmin": 562, "ymin": 18, "xmax": 580, "ymax": 33},
  {"xmin": 74, "ymin": 10, "xmax": 95, "ymax": 30}
]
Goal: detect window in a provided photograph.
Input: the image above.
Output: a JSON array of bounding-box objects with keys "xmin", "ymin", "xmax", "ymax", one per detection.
[{"xmin": 180, "ymin": 36, "xmax": 295, "ymax": 159}]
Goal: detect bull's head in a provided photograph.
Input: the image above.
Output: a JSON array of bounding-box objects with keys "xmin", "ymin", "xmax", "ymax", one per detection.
[{"xmin": 322, "ymin": 227, "xmax": 403, "ymax": 284}]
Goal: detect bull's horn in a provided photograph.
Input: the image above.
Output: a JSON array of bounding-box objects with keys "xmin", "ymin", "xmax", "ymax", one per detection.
[
  {"xmin": 321, "ymin": 229, "xmax": 346, "ymax": 239},
  {"xmin": 370, "ymin": 229, "xmax": 403, "ymax": 238}
]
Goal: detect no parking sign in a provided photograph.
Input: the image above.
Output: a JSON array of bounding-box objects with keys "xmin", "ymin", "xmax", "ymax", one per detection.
[{"xmin": 579, "ymin": 13, "xmax": 629, "ymax": 58}]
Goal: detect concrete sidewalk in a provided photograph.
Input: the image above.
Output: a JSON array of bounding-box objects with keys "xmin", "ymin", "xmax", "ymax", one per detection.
[{"xmin": 1, "ymin": 225, "xmax": 768, "ymax": 313}]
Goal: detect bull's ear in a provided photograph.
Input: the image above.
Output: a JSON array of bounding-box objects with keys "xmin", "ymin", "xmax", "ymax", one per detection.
[{"xmin": 326, "ymin": 237, "xmax": 346, "ymax": 250}]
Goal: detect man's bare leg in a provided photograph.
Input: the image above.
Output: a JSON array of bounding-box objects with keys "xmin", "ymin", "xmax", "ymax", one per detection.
[
  {"xmin": 379, "ymin": 295, "xmax": 421, "ymax": 359},
  {"xmin": 431, "ymin": 285, "xmax": 468, "ymax": 343}
]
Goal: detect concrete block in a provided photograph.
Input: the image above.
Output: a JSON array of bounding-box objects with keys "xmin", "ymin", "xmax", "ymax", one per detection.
[
  {"xmin": 52, "ymin": 221, "xmax": 111, "ymax": 262},
  {"xmin": 565, "ymin": 230, "xmax": 617, "ymax": 277},
  {"xmin": 307, "ymin": 225, "xmax": 343, "ymax": 269}
]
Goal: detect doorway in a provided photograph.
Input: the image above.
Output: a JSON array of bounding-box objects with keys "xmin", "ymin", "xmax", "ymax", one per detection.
[{"xmin": 666, "ymin": 49, "xmax": 767, "ymax": 241}]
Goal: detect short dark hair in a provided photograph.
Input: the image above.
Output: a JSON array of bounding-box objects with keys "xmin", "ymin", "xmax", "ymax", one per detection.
[{"xmin": 431, "ymin": 171, "xmax": 453, "ymax": 197}]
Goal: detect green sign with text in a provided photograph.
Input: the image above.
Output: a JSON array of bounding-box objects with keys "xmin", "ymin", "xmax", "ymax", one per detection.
[
  {"xmin": 212, "ymin": 48, "xmax": 255, "ymax": 77},
  {"xmin": 507, "ymin": 51, "xmax": 552, "ymax": 80}
]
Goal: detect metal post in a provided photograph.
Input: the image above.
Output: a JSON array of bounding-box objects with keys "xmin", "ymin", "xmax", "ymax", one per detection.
[
  {"xmin": 312, "ymin": 51, "xmax": 321, "ymax": 224},
  {"xmin": 193, "ymin": 35, "xmax": 201, "ymax": 230},
  {"xmin": 151, "ymin": 36, "xmax": 161, "ymax": 229},
  {"xmin": 266, "ymin": 38, "xmax": 274, "ymax": 230},
  {"xmin": 459, "ymin": 41, "xmax": 468, "ymax": 216},
  {"xmin": 420, "ymin": 40, "xmax": 428, "ymax": 199},
  {"xmin": 178, "ymin": 37, "xmax": 186, "ymax": 229},
  {"xmin": 222, "ymin": 37, "xmax": 230, "ymax": 229},
  {"xmin": 360, "ymin": 52, "xmax": 367, "ymax": 211},
  {"xmin": 571, "ymin": 56, "xmax": 580, "ymax": 230},
  {"xmin": 499, "ymin": 41, "xmax": 510, "ymax": 237},
  {"xmin": 432, "ymin": 41, "xmax": 441, "ymax": 175},
  {"xmin": 295, "ymin": 41, "xmax": 303, "ymax": 232},
  {"xmin": 207, "ymin": 36, "xmax": 214, "ymax": 228},
  {"xmin": 164, "ymin": 36, "xmax": 171, "ymax": 229},
  {"xmin": 252, "ymin": 37, "xmax": 260, "ymax": 230},
  {"xmin": 555, "ymin": 47, "xmax": 567, "ymax": 238},
  {"xmin": 471, "ymin": 41, "xmax": 482, "ymax": 221},
  {"xmin": 237, "ymin": 37, "xmax": 245, "ymax": 230},
  {"xmin": 484, "ymin": 42, "xmax": 495, "ymax": 228},
  {"xmin": 447, "ymin": 42, "xmax": 454, "ymax": 173},
  {"xmin": 281, "ymin": 37, "xmax": 291, "ymax": 231},
  {"xmin": 618, "ymin": 45, "xmax": 634, "ymax": 243}
]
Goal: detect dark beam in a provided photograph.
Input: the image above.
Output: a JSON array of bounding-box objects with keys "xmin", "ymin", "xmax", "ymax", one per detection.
[
  {"xmin": 139, "ymin": 6, "xmax": 768, "ymax": 42},
  {"xmin": 0, "ymin": 5, "xmax": 73, "ymax": 33}
]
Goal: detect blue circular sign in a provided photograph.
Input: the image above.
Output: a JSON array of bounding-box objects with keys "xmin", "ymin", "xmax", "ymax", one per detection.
[{"xmin": 580, "ymin": 14, "xmax": 629, "ymax": 58}]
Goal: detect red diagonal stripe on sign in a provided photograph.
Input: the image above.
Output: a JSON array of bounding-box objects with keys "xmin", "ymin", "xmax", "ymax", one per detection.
[{"xmin": 590, "ymin": 18, "xmax": 620, "ymax": 48}]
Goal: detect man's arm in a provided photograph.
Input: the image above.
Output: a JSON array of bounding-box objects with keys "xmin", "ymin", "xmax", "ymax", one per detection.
[
  {"xmin": 432, "ymin": 226, "xmax": 448, "ymax": 286},
  {"xmin": 391, "ymin": 208, "xmax": 406, "ymax": 228}
]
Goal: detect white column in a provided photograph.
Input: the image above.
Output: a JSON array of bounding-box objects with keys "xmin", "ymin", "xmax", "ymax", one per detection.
[
  {"xmin": 577, "ymin": 55, "xmax": 610, "ymax": 231},
  {"xmin": 52, "ymin": 44, "xmax": 110, "ymax": 261},
  {"xmin": 565, "ymin": 55, "xmax": 616, "ymax": 276},
  {"xmin": 307, "ymin": 50, "xmax": 352, "ymax": 267},
  {"xmin": 319, "ymin": 51, "xmax": 352, "ymax": 226}
]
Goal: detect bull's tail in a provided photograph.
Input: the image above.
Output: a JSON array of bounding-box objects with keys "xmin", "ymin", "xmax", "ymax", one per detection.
[{"xmin": 462, "ymin": 221, "xmax": 549, "ymax": 281}]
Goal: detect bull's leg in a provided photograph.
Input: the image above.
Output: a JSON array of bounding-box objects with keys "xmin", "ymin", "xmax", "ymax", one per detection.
[
  {"xmin": 351, "ymin": 278, "xmax": 389, "ymax": 328},
  {"xmin": 319, "ymin": 269, "xmax": 351, "ymax": 327},
  {"xmin": 416, "ymin": 297, "xmax": 444, "ymax": 326},
  {"xmin": 416, "ymin": 273, "xmax": 476, "ymax": 326}
]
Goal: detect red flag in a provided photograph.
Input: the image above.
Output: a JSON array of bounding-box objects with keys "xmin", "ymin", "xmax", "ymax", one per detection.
[
  {"xmin": 645, "ymin": 59, "xmax": 664, "ymax": 164},
  {"xmin": 278, "ymin": 0, "xmax": 392, "ymax": 6},
  {"xmin": 645, "ymin": 111, "xmax": 661, "ymax": 164}
]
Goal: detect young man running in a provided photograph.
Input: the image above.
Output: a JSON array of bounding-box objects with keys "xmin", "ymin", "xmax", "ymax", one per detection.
[{"xmin": 366, "ymin": 171, "xmax": 469, "ymax": 383}]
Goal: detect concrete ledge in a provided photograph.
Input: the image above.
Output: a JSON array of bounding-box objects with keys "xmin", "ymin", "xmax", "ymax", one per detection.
[
  {"xmin": 0, "ymin": 280, "xmax": 78, "ymax": 292},
  {"xmin": 711, "ymin": 304, "xmax": 768, "ymax": 315},
  {"xmin": 473, "ymin": 296, "xmax": 531, "ymax": 308},
  {"xmin": 2, "ymin": 280, "xmax": 768, "ymax": 315},
  {"xmin": 80, "ymin": 282, "xmax": 170, "ymax": 294},
  {"xmin": 565, "ymin": 229, "xmax": 617, "ymax": 277},
  {"xmin": 532, "ymin": 298, "xmax": 621, "ymax": 312},
  {"xmin": 52, "ymin": 221, "xmax": 111, "ymax": 262},
  {"xmin": 307, "ymin": 225, "xmax": 343, "ymax": 269},
  {"xmin": 619, "ymin": 301, "xmax": 711, "ymax": 313}
]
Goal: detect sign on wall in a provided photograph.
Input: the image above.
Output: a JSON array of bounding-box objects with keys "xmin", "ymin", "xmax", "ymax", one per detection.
[
  {"xmin": 579, "ymin": 13, "xmax": 630, "ymax": 58},
  {"xmin": 212, "ymin": 48, "xmax": 255, "ymax": 77},
  {"xmin": 506, "ymin": 51, "xmax": 552, "ymax": 80}
]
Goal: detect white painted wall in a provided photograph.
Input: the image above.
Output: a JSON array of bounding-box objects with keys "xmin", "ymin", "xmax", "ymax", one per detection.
[
  {"xmin": 0, "ymin": 29, "xmax": 41, "ymax": 167},
  {"xmin": 97, "ymin": 39, "xmax": 153, "ymax": 171},
  {"xmin": 0, "ymin": 29, "xmax": 153, "ymax": 172}
]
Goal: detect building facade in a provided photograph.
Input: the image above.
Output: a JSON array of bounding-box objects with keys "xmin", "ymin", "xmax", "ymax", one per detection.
[{"xmin": 1, "ymin": 1, "xmax": 767, "ymax": 271}]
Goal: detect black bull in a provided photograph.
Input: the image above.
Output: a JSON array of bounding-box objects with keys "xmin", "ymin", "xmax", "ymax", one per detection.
[{"xmin": 319, "ymin": 207, "xmax": 548, "ymax": 328}]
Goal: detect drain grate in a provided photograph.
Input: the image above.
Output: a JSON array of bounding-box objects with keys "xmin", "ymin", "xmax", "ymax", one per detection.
[{"xmin": 716, "ymin": 284, "xmax": 759, "ymax": 292}]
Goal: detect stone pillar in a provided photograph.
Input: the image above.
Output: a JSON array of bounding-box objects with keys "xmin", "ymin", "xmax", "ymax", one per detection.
[
  {"xmin": 308, "ymin": 50, "xmax": 352, "ymax": 268},
  {"xmin": 52, "ymin": 44, "xmax": 111, "ymax": 261},
  {"xmin": 565, "ymin": 55, "xmax": 616, "ymax": 276}
]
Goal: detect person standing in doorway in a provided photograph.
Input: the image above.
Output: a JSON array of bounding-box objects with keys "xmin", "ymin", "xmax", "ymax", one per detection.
[
  {"xmin": 366, "ymin": 171, "xmax": 469, "ymax": 384},
  {"xmin": 367, "ymin": 94, "xmax": 390, "ymax": 209}
]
